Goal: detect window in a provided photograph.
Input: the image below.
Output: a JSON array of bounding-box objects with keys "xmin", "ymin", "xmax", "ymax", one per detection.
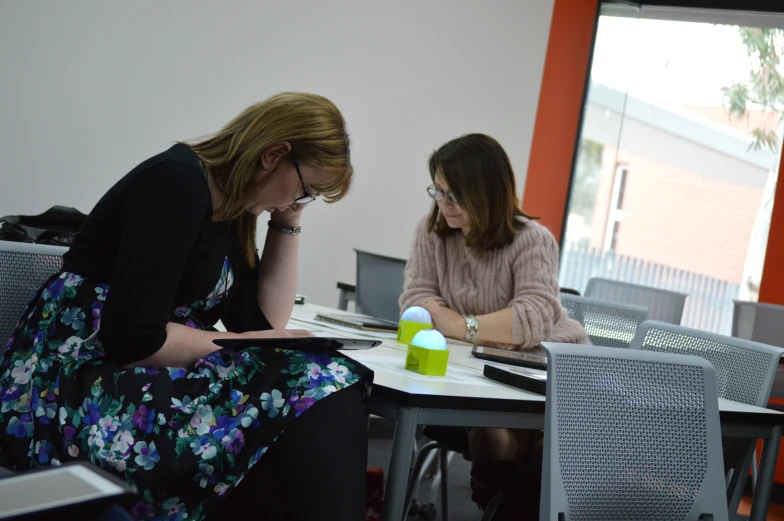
[{"xmin": 559, "ymin": 5, "xmax": 784, "ymax": 333}]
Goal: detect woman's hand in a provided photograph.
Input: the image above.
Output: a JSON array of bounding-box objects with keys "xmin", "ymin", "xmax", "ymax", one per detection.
[
  {"xmin": 238, "ymin": 329, "xmax": 314, "ymax": 339},
  {"xmin": 422, "ymin": 300, "xmax": 466, "ymax": 340},
  {"xmin": 270, "ymin": 203, "xmax": 308, "ymax": 227},
  {"xmin": 122, "ymin": 327, "xmax": 314, "ymax": 371}
]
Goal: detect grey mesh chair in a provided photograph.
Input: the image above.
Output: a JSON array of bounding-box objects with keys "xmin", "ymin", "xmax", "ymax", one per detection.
[
  {"xmin": 732, "ymin": 300, "xmax": 784, "ymax": 349},
  {"xmin": 0, "ymin": 240, "xmax": 67, "ymax": 346},
  {"xmin": 0, "ymin": 240, "xmax": 67, "ymax": 472},
  {"xmin": 631, "ymin": 320, "xmax": 784, "ymax": 516},
  {"xmin": 732, "ymin": 300, "xmax": 784, "ymax": 486},
  {"xmin": 560, "ymin": 294, "xmax": 648, "ymax": 348},
  {"xmin": 584, "ymin": 277, "xmax": 687, "ymax": 324},
  {"xmin": 540, "ymin": 343, "xmax": 728, "ymax": 521},
  {"xmin": 352, "ymin": 249, "xmax": 407, "ymax": 323}
]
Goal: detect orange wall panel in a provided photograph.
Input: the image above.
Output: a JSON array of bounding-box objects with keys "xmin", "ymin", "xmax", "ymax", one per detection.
[
  {"xmin": 522, "ymin": 0, "xmax": 599, "ymax": 242},
  {"xmin": 759, "ymin": 145, "xmax": 784, "ymax": 305}
]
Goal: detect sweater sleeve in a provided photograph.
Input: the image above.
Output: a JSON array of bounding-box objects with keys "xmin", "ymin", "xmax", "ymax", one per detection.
[
  {"xmin": 100, "ymin": 162, "xmax": 210, "ymax": 365},
  {"xmin": 508, "ymin": 224, "xmax": 564, "ymax": 347},
  {"xmin": 399, "ymin": 215, "xmax": 446, "ymax": 314}
]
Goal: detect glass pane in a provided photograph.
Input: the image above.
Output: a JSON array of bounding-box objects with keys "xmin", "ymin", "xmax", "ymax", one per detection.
[
  {"xmin": 561, "ymin": 13, "xmax": 783, "ymax": 334},
  {"xmin": 563, "ymin": 10, "xmax": 639, "ymax": 252}
]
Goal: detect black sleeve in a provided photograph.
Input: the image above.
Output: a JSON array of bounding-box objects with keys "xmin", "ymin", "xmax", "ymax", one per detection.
[
  {"xmin": 220, "ymin": 231, "xmax": 273, "ymax": 333},
  {"xmin": 100, "ymin": 162, "xmax": 210, "ymax": 365}
]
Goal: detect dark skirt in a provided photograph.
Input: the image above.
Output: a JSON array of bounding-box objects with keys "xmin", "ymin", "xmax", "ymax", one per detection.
[{"xmin": 0, "ymin": 271, "xmax": 370, "ymax": 520}]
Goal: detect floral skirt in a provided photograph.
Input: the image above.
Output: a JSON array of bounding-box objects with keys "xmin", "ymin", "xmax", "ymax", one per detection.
[{"xmin": 0, "ymin": 272, "xmax": 371, "ymax": 520}]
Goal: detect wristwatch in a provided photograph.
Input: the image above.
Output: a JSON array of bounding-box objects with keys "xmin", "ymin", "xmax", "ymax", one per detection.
[{"xmin": 463, "ymin": 315, "xmax": 479, "ymax": 343}]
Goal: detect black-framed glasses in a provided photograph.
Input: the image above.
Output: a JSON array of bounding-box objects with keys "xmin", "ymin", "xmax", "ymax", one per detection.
[
  {"xmin": 293, "ymin": 158, "xmax": 317, "ymax": 204},
  {"xmin": 427, "ymin": 184, "xmax": 459, "ymax": 204}
]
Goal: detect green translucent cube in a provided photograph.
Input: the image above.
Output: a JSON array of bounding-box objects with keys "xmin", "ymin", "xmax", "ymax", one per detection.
[
  {"xmin": 397, "ymin": 319, "xmax": 433, "ymax": 344},
  {"xmin": 405, "ymin": 344, "xmax": 449, "ymax": 376}
]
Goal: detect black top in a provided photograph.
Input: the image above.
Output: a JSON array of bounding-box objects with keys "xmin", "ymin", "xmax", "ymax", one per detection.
[{"xmin": 63, "ymin": 144, "xmax": 271, "ymax": 365}]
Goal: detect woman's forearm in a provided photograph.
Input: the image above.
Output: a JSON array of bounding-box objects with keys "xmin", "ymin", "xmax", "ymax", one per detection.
[
  {"xmin": 257, "ymin": 226, "xmax": 299, "ymax": 329},
  {"xmin": 475, "ymin": 308, "xmax": 514, "ymax": 345},
  {"xmin": 424, "ymin": 301, "xmax": 515, "ymax": 346},
  {"xmin": 123, "ymin": 322, "xmax": 238, "ymax": 370}
]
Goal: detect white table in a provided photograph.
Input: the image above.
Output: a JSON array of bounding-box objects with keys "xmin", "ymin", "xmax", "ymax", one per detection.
[{"xmin": 290, "ymin": 303, "xmax": 784, "ymax": 521}]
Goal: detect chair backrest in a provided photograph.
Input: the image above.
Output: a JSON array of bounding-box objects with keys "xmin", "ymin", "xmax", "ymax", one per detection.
[
  {"xmin": 0, "ymin": 241, "xmax": 67, "ymax": 346},
  {"xmin": 584, "ymin": 277, "xmax": 687, "ymax": 324},
  {"xmin": 559, "ymin": 294, "xmax": 648, "ymax": 349},
  {"xmin": 353, "ymin": 249, "xmax": 407, "ymax": 323},
  {"xmin": 632, "ymin": 320, "xmax": 783, "ymax": 407},
  {"xmin": 631, "ymin": 320, "xmax": 784, "ymax": 515},
  {"xmin": 540, "ymin": 343, "xmax": 728, "ymax": 521},
  {"xmin": 732, "ymin": 300, "xmax": 784, "ymax": 348}
]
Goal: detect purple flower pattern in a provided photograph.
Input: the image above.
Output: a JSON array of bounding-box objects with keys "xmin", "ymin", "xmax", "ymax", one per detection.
[{"xmin": 0, "ymin": 261, "xmax": 368, "ymax": 520}]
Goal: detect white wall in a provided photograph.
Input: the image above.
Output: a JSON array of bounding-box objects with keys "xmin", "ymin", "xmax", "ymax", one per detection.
[{"xmin": 0, "ymin": 0, "xmax": 555, "ymax": 306}]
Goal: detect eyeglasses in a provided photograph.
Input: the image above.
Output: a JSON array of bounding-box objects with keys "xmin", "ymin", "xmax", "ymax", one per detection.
[
  {"xmin": 427, "ymin": 184, "xmax": 460, "ymax": 204},
  {"xmin": 293, "ymin": 158, "xmax": 317, "ymax": 204}
]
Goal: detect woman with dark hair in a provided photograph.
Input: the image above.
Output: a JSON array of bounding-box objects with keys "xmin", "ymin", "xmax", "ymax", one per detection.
[{"xmin": 401, "ymin": 133, "xmax": 588, "ymax": 519}]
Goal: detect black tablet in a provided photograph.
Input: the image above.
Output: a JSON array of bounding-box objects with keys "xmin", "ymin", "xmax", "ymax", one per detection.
[
  {"xmin": 0, "ymin": 461, "xmax": 137, "ymax": 520},
  {"xmin": 483, "ymin": 364, "xmax": 548, "ymax": 395},
  {"xmin": 213, "ymin": 337, "xmax": 381, "ymax": 351},
  {"xmin": 471, "ymin": 345, "xmax": 547, "ymax": 370}
]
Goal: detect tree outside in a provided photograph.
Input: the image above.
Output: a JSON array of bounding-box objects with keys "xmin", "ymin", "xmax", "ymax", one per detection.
[
  {"xmin": 723, "ymin": 27, "xmax": 784, "ymax": 300},
  {"xmin": 566, "ymin": 139, "xmax": 604, "ymax": 248}
]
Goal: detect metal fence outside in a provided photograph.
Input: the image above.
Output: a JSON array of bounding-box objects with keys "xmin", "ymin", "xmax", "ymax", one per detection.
[{"xmin": 560, "ymin": 244, "xmax": 739, "ymax": 335}]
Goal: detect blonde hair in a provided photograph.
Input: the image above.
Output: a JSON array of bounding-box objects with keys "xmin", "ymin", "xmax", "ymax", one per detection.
[{"xmin": 188, "ymin": 92, "xmax": 352, "ymax": 266}]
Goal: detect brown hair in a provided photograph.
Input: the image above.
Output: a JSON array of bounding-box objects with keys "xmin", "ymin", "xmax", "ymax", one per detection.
[
  {"xmin": 427, "ymin": 133, "xmax": 537, "ymax": 251},
  {"xmin": 188, "ymin": 92, "xmax": 352, "ymax": 266}
]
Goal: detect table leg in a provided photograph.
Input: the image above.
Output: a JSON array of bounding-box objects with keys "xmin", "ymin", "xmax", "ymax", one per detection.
[
  {"xmin": 749, "ymin": 424, "xmax": 782, "ymax": 521},
  {"xmin": 382, "ymin": 406, "xmax": 420, "ymax": 521},
  {"xmin": 440, "ymin": 449, "xmax": 449, "ymax": 521}
]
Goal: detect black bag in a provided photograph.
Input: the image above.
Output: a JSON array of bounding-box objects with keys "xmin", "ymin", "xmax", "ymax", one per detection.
[{"xmin": 0, "ymin": 206, "xmax": 87, "ymax": 247}]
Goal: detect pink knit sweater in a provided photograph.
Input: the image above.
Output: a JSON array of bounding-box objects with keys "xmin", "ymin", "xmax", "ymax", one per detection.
[{"xmin": 400, "ymin": 215, "xmax": 589, "ymax": 348}]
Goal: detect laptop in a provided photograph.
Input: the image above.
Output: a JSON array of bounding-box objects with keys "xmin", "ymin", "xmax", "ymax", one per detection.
[
  {"xmin": 314, "ymin": 312, "xmax": 398, "ymax": 333},
  {"xmin": 471, "ymin": 344, "xmax": 547, "ymax": 370}
]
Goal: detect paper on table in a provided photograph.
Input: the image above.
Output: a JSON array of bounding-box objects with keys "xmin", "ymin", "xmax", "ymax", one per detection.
[
  {"xmin": 289, "ymin": 317, "xmax": 398, "ymax": 339},
  {"xmin": 285, "ymin": 320, "xmax": 325, "ymax": 333},
  {"xmin": 349, "ymin": 354, "xmax": 493, "ymax": 386}
]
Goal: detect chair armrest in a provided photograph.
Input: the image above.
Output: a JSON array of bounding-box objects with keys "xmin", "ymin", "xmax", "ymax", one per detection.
[
  {"xmin": 337, "ymin": 281, "xmax": 356, "ymax": 293},
  {"xmin": 336, "ymin": 281, "xmax": 356, "ymax": 311}
]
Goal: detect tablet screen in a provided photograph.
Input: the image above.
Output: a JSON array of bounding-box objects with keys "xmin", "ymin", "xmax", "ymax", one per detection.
[{"xmin": 0, "ymin": 465, "xmax": 126, "ymax": 518}]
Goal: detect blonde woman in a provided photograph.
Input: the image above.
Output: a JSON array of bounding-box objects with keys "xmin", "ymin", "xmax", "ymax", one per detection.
[{"xmin": 0, "ymin": 93, "xmax": 370, "ymax": 520}]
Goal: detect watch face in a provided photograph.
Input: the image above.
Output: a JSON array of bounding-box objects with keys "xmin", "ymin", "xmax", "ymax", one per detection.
[{"xmin": 464, "ymin": 315, "xmax": 479, "ymax": 341}]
